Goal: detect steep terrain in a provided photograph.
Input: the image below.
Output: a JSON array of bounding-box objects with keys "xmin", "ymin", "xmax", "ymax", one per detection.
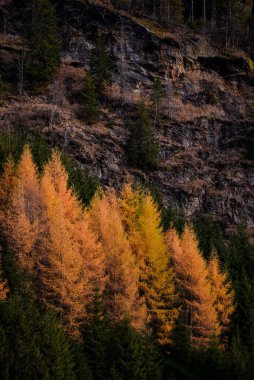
[{"xmin": 0, "ymin": 0, "xmax": 254, "ymax": 234}]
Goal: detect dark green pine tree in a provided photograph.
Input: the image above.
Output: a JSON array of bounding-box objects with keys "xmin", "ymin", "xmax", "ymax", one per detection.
[
  {"xmin": 193, "ymin": 215, "xmax": 226, "ymax": 259},
  {"xmin": 60, "ymin": 152, "xmax": 99, "ymax": 207},
  {"xmin": 110, "ymin": 318, "xmax": 146, "ymax": 380},
  {"xmin": 82, "ymin": 289, "xmax": 112, "ymax": 380},
  {"xmin": 127, "ymin": 102, "xmax": 158, "ymax": 171},
  {"xmin": 80, "ymin": 73, "xmax": 99, "ymax": 124},
  {"xmin": 25, "ymin": 0, "xmax": 61, "ymax": 88},
  {"xmin": 161, "ymin": 200, "xmax": 185, "ymax": 235},
  {"xmin": 226, "ymin": 227, "xmax": 254, "ymax": 378},
  {"xmin": 151, "ymin": 77, "xmax": 165, "ymax": 127},
  {"xmin": 142, "ymin": 335, "xmax": 163, "ymax": 380},
  {"xmin": 39, "ymin": 312, "xmax": 76, "ymax": 380},
  {"xmin": 90, "ymin": 34, "xmax": 112, "ymax": 96},
  {"xmin": 0, "ymin": 239, "xmax": 76, "ymax": 380}
]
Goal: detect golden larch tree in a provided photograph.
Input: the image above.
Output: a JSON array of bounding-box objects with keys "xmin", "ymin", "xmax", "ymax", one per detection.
[
  {"xmin": 120, "ymin": 184, "xmax": 179, "ymax": 345},
  {"xmin": 0, "ymin": 158, "xmax": 16, "ymax": 221},
  {"xmin": 1, "ymin": 147, "xmax": 42, "ymax": 271},
  {"xmin": 40, "ymin": 151, "xmax": 105, "ymax": 336},
  {"xmin": 88, "ymin": 189, "xmax": 146, "ymax": 330},
  {"xmin": 208, "ymin": 252, "xmax": 235, "ymax": 338},
  {"xmin": 168, "ymin": 226, "xmax": 220, "ymax": 349}
]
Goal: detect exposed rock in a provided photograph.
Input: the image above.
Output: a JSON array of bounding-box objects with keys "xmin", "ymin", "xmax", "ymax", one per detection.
[{"xmin": 0, "ymin": 0, "xmax": 253, "ymax": 235}]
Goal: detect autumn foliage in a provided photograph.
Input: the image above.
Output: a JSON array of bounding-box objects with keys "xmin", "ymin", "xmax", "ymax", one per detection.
[
  {"xmin": 168, "ymin": 227, "xmax": 235, "ymax": 348},
  {"xmin": 120, "ymin": 184, "xmax": 179, "ymax": 344},
  {"xmin": 0, "ymin": 146, "xmax": 235, "ymax": 349}
]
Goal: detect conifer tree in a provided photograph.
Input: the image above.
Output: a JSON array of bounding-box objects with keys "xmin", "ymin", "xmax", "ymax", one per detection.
[
  {"xmin": 127, "ymin": 102, "xmax": 158, "ymax": 171},
  {"xmin": 80, "ymin": 72, "xmax": 99, "ymax": 123},
  {"xmin": 208, "ymin": 253, "xmax": 235, "ymax": 340},
  {"xmin": 120, "ymin": 183, "xmax": 178, "ymax": 345},
  {"xmin": 88, "ymin": 190, "xmax": 146, "ymax": 330},
  {"xmin": 25, "ymin": 0, "xmax": 60, "ymax": 88},
  {"xmin": 40, "ymin": 151, "xmax": 104, "ymax": 335},
  {"xmin": 152, "ymin": 77, "xmax": 164, "ymax": 127},
  {"xmin": 90, "ymin": 34, "xmax": 112, "ymax": 96},
  {"xmin": 168, "ymin": 227, "xmax": 220, "ymax": 349},
  {"xmin": 82, "ymin": 289, "xmax": 111, "ymax": 380},
  {"xmin": 110, "ymin": 318, "xmax": 146, "ymax": 380},
  {"xmin": 0, "ymin": 240, "xmax": 76, "ymax": 380},
  {"xmin": 226, "ymin": 228, "xmax": 254, "ymax": 354},
  {"xmin": 161, "ymin": 200, "xmax": 185, "ymax": 235},
  {"xmin": 0, "ymin": 158, "xmax": 16, "ymax": 221},
  {"xmin": 1, "ymin": 147, "xmax": 42, "ymax": 271},
  {"xmin": 193, "ymin": 216, "xmax": 225, "ymax": 259}
]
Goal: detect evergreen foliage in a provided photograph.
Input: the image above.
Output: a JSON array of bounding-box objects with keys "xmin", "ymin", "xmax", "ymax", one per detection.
[
  {"xmin": 0, "ymin": 141, "xmax": 253, "ymax": 378},
  {"xmin": 82, "ymin": 289, "xmax": 111, "ymax": 380},
  {"xmin": 80, "ymin": 73, "xmax": 99, "ymax": 123},
  {"xmin": 152, "ymin": 77, "xmax": 165, "ymax": 126},
  {"xmin": 0, "ymin": 240, "xmax": 75, "ymax": 380},
  {"xmin": 25, "ymin": 0, "xmax": 61, "ymax": 88},
  {"xmin": 90, "ymin": 34, "xmax": 112, "ymax": 96},
  {"xmin": 193, "ymin": 216, "xmax": 225, "ymax": 259},
  {"xmin": 161, "ymin": 200, "xmax": 185, "ymax": 235},
  {"xmin": 127, "ymin": 102, "xmax": 158, "ymax": 171}
]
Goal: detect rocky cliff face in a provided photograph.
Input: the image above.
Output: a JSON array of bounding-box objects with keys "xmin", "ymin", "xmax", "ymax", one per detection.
[{"xmin": 0, "ymin": 0, "xmax": 253, "ymax": 234}]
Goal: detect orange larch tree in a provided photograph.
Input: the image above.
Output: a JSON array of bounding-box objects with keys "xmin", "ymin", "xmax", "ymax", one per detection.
[
  {"xmin": 120, "ymin": 184, "xmax": 178, "ymax": 345},
  {"xmin": 208, "ymin": 252, "xmax": 235, "ymax": 340},
  {"xmin": 168, "ymin": 226, "xmax": 220, "ymax": 349},
  {"xmin": 88, "ymin": 189, "xmax": 146, "ymax": 330},
  {"xmin": 39, "ymin": 151, "xmax": 105, "ymax": 336},
  {"xmin": 0, "ymin": 158, "xmax": 16, "ymax": 222},
  {"xmin": 1, "ymin": 147, "xmax": 43, "ymax": 271}
]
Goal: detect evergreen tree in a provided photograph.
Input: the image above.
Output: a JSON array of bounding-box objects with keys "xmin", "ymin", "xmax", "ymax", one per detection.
[
  {"xmin": 161, "ymin": 200, "xmax": 185, "ymax": 235},
  {"xmin": 110, "ymin": 318, "xmax": 146, "ymax": 380},
  {"xmin": 90, "ymin": 34, "xmax": 112, "ymax": 96},
  {"xmin": 25, "ymin": 0, "xmax": 61, "ymax": 88},
  {"xmin": 0, "ymin": 242, "xmax": 75, "ymax": 380},
  {"xmin": 127, "ymin": 102, "xmax": 158, "ymax": 171},
  {"xmin": 82, "ymin": 289, "xmax": 111, "ymax": 380},
  {"xmin": 193, "ymin": 215, "xmax": 225, "ymax": 259},
  {"xmin": 152, "ymin": 77, "xmax": 164, "ymax": 126},
  {"xmin": 80, "ymin": 73, "xmax": 99, "ymax": 123},
  {"xmin": 226, "ymin": 227, "xmax": 254, "ymax": 366}
]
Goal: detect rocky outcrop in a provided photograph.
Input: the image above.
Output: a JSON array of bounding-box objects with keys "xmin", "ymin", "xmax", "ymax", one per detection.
[{"xmin": 0, "ymin": 0, "xmax": 253, "ymax": 235}]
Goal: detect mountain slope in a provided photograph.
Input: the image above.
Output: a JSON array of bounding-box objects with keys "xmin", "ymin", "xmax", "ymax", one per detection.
[{"xmin": 0, "ymin": 0, "xmax": 253, "ymax": 234}]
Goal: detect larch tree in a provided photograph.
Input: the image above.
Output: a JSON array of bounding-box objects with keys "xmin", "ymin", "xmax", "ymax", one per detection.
[
  {"xmin": 39, "ymin": 151, "xmax": 105, "ymax": 336},
  {"xmin": 120, "ymin": 183, "xmax": 178, "ymax": 345},
  {"xmin": 0, "ymin": 158, "xmax": 16, "ymax": 221},
  {"xmin": 88, "ymin": 189, "xmax": 146, "ymax": 330},
  {"xmin": 1, "ymin": 147, "xmax": 42, "ymax": 272},
  {"xmin": 168, "ymin": 226, "xmax": 220, "ymax": 349},
  {"xmin": 208, "ymin": 252, "xmax": 235, "ymax": 340}
]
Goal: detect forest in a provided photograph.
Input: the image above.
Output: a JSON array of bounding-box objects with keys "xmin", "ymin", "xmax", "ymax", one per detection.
[
  {"xmin": 0, "ymin": 135, "xmax": 253, "ymax": 379},
  {"xmin": 0, "ymin": 0, "xmax": 254, "ymax": 379}
]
